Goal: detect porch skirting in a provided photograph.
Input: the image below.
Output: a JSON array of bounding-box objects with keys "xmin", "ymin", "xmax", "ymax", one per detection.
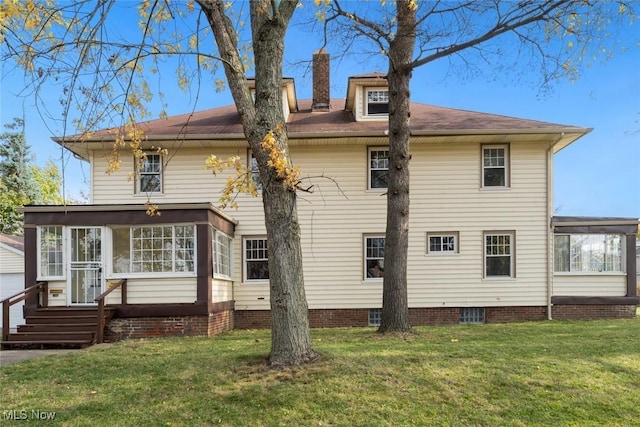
[
  {"xmin": 551, "ymin": 304, "xmax": 637, "ymax": 320},
  {"xmin": 105, "ymin": 310, "xmax": 234, "ymax": 342}
]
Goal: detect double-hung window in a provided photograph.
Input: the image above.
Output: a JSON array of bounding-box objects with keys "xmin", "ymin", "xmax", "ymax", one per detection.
[
  {"xmin": 364, "ymin": 235, "xmax": 385, "ymax": 280},
  {"xmin": 482, "ymin": 145, "xmax": 509, "ymax": 188},
  {"xmin": 365, "ymin": 88, "xmax": 389, "ymax": 116},
  {"xmin": 249, "ymin": 150, "xmax": 262, "ymax": 193},
  {"xmin": 484, "ymin": 232, "xmax": 515, "ymax": 278},
  {"xmin": 244, "ymin": 237, "xmax": 268, "ymax": 282},
  {"xmin": 213, "ymin": 230, "xmax": 232, "ymax": 278},
  {"xmin": 37, "ymin": 226, "xmax": 65, "ymax": 279},
  {"xmin": 368, "ymin": 148, "xmax": 389, "ymax": 189},
  {"xmin": 136, "ymin": 153, "xmax": 163, "ymax": 194},
  {"xmin": 111, "ymin": 225, "xmax": 195, "ymax": 275},
  {"xmin": 554, "ymin": 234, "xmax": 623, "ymax": 273},
  {"xmin": 427, "ymin": 232, "xmax": 459, "ymax": 254}
]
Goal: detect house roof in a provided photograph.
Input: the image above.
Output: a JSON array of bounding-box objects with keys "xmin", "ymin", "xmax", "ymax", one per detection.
[
  {"xmin": 0, "ymin": 234, "xmax": 25, "ymax": 255},
  {"xmin": 54, "ymin": 98, "xmax": 591, "ymax": 160}
]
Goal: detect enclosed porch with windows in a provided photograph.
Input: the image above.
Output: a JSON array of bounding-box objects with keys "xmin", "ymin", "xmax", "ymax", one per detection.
[
  {"xmin": 1, "ymin": 203, "xmax": 236, "ymax": 348},
  {"xmin": 551, "ymin": 216, "xmax": 639, "ymax": 319}
]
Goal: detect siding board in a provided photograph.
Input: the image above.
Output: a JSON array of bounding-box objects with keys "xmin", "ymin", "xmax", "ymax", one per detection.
[{"xmin": 92, "ymin": 141, "xmax": 551, "ymax": 310}]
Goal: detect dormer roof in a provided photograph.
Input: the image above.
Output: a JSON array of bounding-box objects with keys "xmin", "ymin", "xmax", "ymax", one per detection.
[
  {"xmin": 345, "ymin": 72, "xmax": 387, "ymax": 112},
  {"xmin": 246, "ymin": 77, "xmax": 298, "ymax": 113}
]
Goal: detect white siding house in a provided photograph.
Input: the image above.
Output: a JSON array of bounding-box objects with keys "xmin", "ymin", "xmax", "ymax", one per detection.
[
  {"xmin": 11, "ymin": 50, "xmax": 637, "ymax": 343},
  {"xmin": 0, "ymin": 234, "xmax": 25, "ymax": 331}
]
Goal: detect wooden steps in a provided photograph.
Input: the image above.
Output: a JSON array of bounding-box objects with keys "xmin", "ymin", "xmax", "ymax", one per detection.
[{"xmin": 1, "ymin": 307, "xmax": 115, "ymax": 349}]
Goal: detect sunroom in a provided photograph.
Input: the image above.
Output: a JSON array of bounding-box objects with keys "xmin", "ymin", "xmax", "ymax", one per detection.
[
  {"xmin": 19, "ymin": 203, "xmax": 237, "ymax": 340},
  {"xmin": 551, "ymin": 216, "xmax": 638, "ymax": 316}
]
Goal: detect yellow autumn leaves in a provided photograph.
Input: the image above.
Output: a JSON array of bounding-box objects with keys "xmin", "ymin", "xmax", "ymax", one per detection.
[
  {"xmin": 260, "ymin": 124, "xmax": 301, "ymax": 191},
  {"xmin": 206, "ymin": 124, "xmax": 301, "ymax": 209}
]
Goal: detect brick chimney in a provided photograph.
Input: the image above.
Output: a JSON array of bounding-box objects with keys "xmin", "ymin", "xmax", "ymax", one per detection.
[{"xmin": 312, "ymin": 48, "xmax": 330, "ymax": 112}]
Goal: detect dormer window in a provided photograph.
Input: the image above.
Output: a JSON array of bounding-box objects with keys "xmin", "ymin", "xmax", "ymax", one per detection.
[{"xmin": 366, "ymin": 88, "xmax": 389, "ymax": 116}]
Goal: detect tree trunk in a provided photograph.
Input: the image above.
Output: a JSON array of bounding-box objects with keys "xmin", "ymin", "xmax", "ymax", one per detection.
[
  {"xmin": 379, "ymin": 0, "xmax": 416, "ymax": 333},
  {"xmin": 199, "ymin": 0, "xmax": 316, "ymax": 367}
]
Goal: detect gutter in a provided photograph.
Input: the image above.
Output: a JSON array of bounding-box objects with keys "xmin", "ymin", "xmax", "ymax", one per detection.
[
  {"xmin": 21, "ymin": 202, "xmax": 238, "ymax": 225},
  {"xmin": 53, "ymin": 127, "xmax": 591, "ymax": 144},
  {"xmin": 546, "ymin": 132, "xmax": 565, "ymax": 320}
]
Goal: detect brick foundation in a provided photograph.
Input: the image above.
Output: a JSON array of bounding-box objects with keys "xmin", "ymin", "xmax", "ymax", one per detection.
[
  {"xmin": 234, "ymin": 304, "xmax": 635, "ymax": 329},
  {"xmin": 551, "ymin": 304, "xmax": 636, "ymax": 320},
  {"xmin": 105, "ymin": 310, "xmax": 234, "ymax": 342},
  {"xmin": 486, "ymin": 306, "xmax": 548, "ymax": 323},
  {"xmin": 103, "ymin": 304, "xmax": 636, "ymax": 339}
]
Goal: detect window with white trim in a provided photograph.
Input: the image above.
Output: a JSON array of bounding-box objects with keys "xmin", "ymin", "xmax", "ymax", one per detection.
[
  {"xmin": 364, "ymin": 235, "xmax": 385, "ymax": 279},
  {"xmin": 484, "ymin": 232, "xmax": 515, "ymax": 278},
  {"xmin": 249, "ymin": 150, "xmax": 262, "ymax": 192},
  {"xmin": 368, "ymin": 148, "xmax": 389, "ymax": 189},
  {"xmin": 427, "ymin": 232, "xmax": 459, "ymax": 254},
  {"xmin": 111, "ymin": 225, "xmax": 195, "ymax": 275},
  {"xmin": 213, "ymin": 229, "xmax": 232, "ymax": 278},
  {"xmin": 365, "ymin": 88, "xmax": 389, "ymax": 116},
  {"xmin": 136, "ymin": 153, "xmax": 163, "ymax": 194},
  {"xmin": 554, "ymin": 234, "xmax": 623, "ymax": 273},
  {"xmin": 244, "ymin": 237, "xmax": 268, "ymax": 282},
  {"xmin": 38, "ymin": 226, "xmax": 65, "ymax": 279},
  {"xmin": 482, "ymin": 145, "xmax": 509, "ymax": 188}
]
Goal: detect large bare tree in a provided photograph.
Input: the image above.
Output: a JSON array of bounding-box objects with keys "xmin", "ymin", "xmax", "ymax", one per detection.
[
  {"xmin": 324, "ymin": 0, "xmax": 636, "ymax": 333},
  {"xmin": 1, "ymin": 0, "xmax": 317, "ymax": 367}
]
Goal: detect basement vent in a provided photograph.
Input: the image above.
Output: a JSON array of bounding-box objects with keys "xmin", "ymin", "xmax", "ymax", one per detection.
[
  {"xmin": 460, "ymin": 307, "xmax": 485, "ymax": 324},
  {"xmin": 368, "ymin": 308, "xmax": 382, "ymax": 326}
]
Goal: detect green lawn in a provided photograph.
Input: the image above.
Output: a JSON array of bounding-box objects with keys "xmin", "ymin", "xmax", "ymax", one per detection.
[{"xmin": 2, "ymin": 319, "xmax": 640, "ymax": 426}]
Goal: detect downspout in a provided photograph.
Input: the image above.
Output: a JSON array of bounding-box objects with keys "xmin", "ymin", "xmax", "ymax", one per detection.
[{"xmin": 547, "ymin": 132, "xmax": 564, "ymax": 320}]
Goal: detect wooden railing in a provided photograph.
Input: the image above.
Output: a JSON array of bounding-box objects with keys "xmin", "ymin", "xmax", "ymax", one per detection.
[
  {"xmin": 1, "ymin": 281, "xmax": 48, "ymax": 341},
  {"xmin": 94, "ymin": 279, "xmax": 127, "ymax": 344}
]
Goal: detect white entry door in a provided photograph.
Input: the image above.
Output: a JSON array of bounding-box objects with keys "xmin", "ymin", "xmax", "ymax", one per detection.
[{"xmin": 68, "ymin": 227, "xmax": 103, "ymax": 305}]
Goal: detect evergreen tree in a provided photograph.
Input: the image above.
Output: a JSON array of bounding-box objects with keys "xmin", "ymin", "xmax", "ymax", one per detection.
[{"xmin": 0, "ymin": 118, "xmax": 61, "ymax": 235}]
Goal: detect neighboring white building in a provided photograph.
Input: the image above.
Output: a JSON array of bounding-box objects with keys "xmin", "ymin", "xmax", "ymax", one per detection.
[{"xmin": 0, "ymin": 234, "xmax": 25, "ymax": 331}]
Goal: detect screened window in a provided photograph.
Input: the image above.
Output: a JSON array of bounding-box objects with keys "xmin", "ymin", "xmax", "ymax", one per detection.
[
  {"xmin": 136, "ymin": 153, "xmax": 163, "ymax": 194},
  {"xmin": 111, "ymin": 225, "xmax": 195, "ymax": 275},
  {"xmin": 366, "ymin": 88, "xmax": 389, "ymax": 116},
  {"xmin": 365, "ymin": 235, "xmax": 385, "ymax": 279},
  {"xmin": 554, "ymin": 234, "xmax": 623, "ymax": 273},
  {"xmin": 369, "ymin": 148, "xmax": 389, "ymax": 189},
  {"xmin": 428, "ymin": 233, "xmax": 459, "ymax": 254},
  {"xmin": 484, "ymin": 232, "xmax": 514, "ymax": 278},
  {"xmin": 213, "ymin": 230, "xmax": 232, "ymax": 278},
  {"xmin": 244, "ymin": 237, "xmax": 268, "ymax": 281},
  {"xmin": 482, "ymin": 145, "xmax": 509, "ymax": 188},
  {"xmin": 38, "ymin": 226, "xmax": 64, "ymax": 279}
]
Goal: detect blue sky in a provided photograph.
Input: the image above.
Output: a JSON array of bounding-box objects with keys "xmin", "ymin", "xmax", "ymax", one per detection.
[{"xmin": 0, "ymin": 3, "xmax": 638, "ymax": 218}]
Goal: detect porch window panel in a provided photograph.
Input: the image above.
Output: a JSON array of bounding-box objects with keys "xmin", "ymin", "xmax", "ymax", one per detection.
[
  {"xmin": 555, "ymin": 234, "xmax": 623, "ymax": 273},
  {"xmin": 126, "ymin": 225, "xmax": 195, "ymax": 274},
  {"xmin": 112, "ymin": 228, "xmax": 131, "ymax": 274},
  {"xmin": 38, "ymin": 225, "xmax": 64, "ymax": 279},
  {"xmin": 175, "ymin": 225, "xmax": 195, "ymax": 273},
  {"xmin": 213, "ymin": 230, "xmax": 232, "ymax": 278}
]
